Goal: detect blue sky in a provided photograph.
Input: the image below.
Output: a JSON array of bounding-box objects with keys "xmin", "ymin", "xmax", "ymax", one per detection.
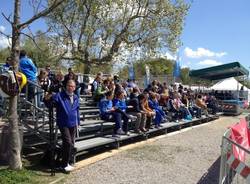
[
  {"xmin": 180, "ymin": 0, "xmax": 250, "ymax": 70},
  {"xmin": 0, "ymin": 0, "xmax": 250, "ymax": 71}
]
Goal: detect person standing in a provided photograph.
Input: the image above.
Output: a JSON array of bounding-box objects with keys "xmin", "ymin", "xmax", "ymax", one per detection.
[
  {"xmin": 19, "ymin": 50, "xmax": 37, "ymax": 102},
  {"xmin": 45, "ymin": 80, "xmax": 80, "ymax": 172}
]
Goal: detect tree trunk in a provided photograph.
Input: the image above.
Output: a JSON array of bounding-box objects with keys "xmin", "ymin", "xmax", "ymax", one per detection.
[
  {"xmin": 8, "ymin": 96, "xmax": 22, "ymax": 169},
  {"xmin": 8, "ymin": 0, "xmax": 22, "ymax": 170},
  {"xmin": 84, "ymin": 63, "xmax": 91, "ymax": 74},
  {"xmin": 5, "ymin": 0, "xmax": 64, "ymax": 170},
  {"xmin": 83, "ymin": 54, "xmax": 91, "ymax": 74}
]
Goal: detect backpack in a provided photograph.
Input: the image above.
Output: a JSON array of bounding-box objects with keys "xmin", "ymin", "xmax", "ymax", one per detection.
[{"xmin": 0, "ymin": 70, "xmax": 27, "ymax": 97}]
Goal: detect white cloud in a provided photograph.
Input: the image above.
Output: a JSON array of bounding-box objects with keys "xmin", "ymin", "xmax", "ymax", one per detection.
[
  {"xmin": 184, "ymin": 47, "xmax": 227, "ymax": 58},
  {"xmin": 0, "ymin": 26, "xmax": 5, "ymax": 32},
  {"xmin": 158, "ymin": 52, "xmax": 177, "ymax": 60},
  {"xmin": 0, "ymin": 26, "xmax": 10, "ymax": 48},
  {"xmin": 198, "ymin": 59, "xmax": 222, "ymax": 66},
  {"xmin": 0, "ymin": 36, "xmax": 10, "ymax": 49}
]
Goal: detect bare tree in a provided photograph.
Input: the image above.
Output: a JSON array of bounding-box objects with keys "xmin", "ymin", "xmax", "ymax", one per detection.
[{"xmin": 1, "ymin": 0, "xmax": 64, "ymax": 170}]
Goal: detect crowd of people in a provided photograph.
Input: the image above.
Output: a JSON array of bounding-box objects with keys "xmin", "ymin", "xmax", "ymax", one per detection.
[
  {"xmin": 2, "ymin": 51, "xmax": 219, "ymax": 136},
  {"xmin": 92, "ymin": 72, "xmax": 219, "ymax": 137},
  {"xmin": 2, "ymin": 50, "xmax": 80, "ymax": 107}
]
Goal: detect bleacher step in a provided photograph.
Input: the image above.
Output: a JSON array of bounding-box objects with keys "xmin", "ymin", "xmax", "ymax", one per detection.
[
  {"xmin": 81, "ymin": 114, "xmax": 100, "ymax": 120},
  {"xmin": 80, "ymin": 109, "xmax": 100, "ymax": 114},
  {"xmin": 75, "ymin": 137, "xmax": 115, "ymax": 152},
  {"xmin": 79, "ymin": 106, "xmax": 98, "ymax": 110}
]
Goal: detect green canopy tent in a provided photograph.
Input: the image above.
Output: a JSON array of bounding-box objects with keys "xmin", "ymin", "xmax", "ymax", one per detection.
[
  {"xmin": 189, "ymin": 62, "xmax": 249, "ymax": 115},
  {"xmin": 189, "ymin": 62, "xmax": 249, "ymax": 80}
]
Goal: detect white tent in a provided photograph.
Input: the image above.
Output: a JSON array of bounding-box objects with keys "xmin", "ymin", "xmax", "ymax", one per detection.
[
  {"xmin": 210, "ymin": 77, "xmax": 246, "ymax": 91},
  {"xmin": 210, "ymin": 77, "xmax": 250, "ymax": 102}
]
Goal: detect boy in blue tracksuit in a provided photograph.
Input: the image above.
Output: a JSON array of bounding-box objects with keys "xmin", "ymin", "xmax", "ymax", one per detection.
[
  {"xmin": 99, "ymin": 91, "xmax": 115, "ymax": 121},
  {"xmin": 112, "ymin": 90, "xmax": 131, "ymax": 135},
  {"xmin": 148, "ymin": 93, "xmax": 166, "ymax": 128},
  {"xmin": 100, "ymin": 91, "xmax": 131, "ymax": 135},
  {"xmin": 45, "ymin": 79, "xmax": 79, "ymax": 172}
]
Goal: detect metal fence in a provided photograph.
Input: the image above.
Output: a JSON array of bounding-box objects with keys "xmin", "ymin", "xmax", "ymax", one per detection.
[{"xmin": 219, "ymin": 118, "xmax": 250, "ymax": 184}]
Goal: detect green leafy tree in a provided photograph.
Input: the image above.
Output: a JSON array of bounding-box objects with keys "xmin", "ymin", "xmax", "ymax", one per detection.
[
  {"xmin": 118, "ymin": 57, "xmax": 174, "ymax": 80},
  {"xmin": 180, "ymin": 67, "xmax": 191, "ymax": 85},
  {"xmin": 47, "ymin": 0, "xmax": 189, "ymax": 73},
  {"xmin": 22, "ymin": 31, "xmax": 59, "ymax": 68},
  {"xmin": 0, "ymin": 48, "xmax": 11, "ymax": 63}
]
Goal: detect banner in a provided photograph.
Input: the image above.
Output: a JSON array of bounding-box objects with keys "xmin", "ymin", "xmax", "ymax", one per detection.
[
  {"xmin": 128, "ymin": 64, "xmax": 135, "ymax": 80},
  {"xmin": 144, "ymin": 65, "xmax": 150, "ymax": 88},
  {"xmin": 230, "ymin": 118, "xmax": 250, "ymax": 162}
]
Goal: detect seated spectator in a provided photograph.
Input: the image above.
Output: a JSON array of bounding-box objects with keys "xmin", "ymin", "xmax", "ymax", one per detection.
[
  {"xmin": 168, "ymin": 92, "xmax": 189, "ymax": 121},
  {"xmin": 183, "ymin": 93, "xmax": 201, "ymax": 118},
  {"xmin": 206, "ymin": 95, "xmax": 218, "ymax": 115},
  {"xmin": 158, "ymin": 88, "xmax": 169, "ymax": 107},
  {"xmin": 139, "ymin": 93, "xmax": 155, "ymax": 130},
  {"xmin": 99, "ymin": 91, "xmax": 125, "ymax": 136},
  {"xmin": 195, "ymin": 94, "xmax": 209, "ymax": 116},
  {"xmin": 130, "ymin": 87, "xmax": 140, "ymax": 100},
  {"xmin": 151, "ymin": 80, "xmax": 159, "ymax": 93},
  {"xmin": 99, "ymin": 92, "xmax": 114, "ymax": 119},
  {"xmin": 113, "ymin": 90, "xmax": 137, "ymax": 135},
  {"xmin": 181, "ymin": 93, "xmax": 195, "ymax": 120},
  {"xmin": 148, "ymin": 93, "xmax": 167, "ymax": 128},
  {"xmin": 92, "ymin": 73, "xmax": 108, "ymax": 102},
  {"xmin": 127, "ymin": 92, "xmax": 147, "ymax": 133}
]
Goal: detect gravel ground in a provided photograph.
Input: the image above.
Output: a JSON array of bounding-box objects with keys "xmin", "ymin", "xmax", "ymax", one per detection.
[{"xmin": 64, "ymin": 114, "xmax": 248, "ymax": 184}]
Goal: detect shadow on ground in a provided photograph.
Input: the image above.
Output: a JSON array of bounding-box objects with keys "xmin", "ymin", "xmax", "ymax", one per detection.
[{"xmin": 197, "ymin": 156, "xmax": 221, "ymax": 184}]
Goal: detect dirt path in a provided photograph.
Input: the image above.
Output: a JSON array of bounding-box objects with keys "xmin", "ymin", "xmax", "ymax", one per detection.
[{"xmin": 64, "ymin": 114, "xmax": 247, "ymax": 184}]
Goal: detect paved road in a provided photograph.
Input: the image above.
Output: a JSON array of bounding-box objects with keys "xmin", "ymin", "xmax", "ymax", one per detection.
[{"xmin": 65, "ymin": 114, "xmax": 247, "ymax": 184}]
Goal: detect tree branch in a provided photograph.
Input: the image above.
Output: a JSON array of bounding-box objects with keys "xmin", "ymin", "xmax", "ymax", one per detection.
[
  {"xmin": 2, "ymin": 13, "xmax": 13, "ymax": 24},
  {"xmin": 78, "ymin": 3, "xmax": 91, "ymax": 51},
  {"xmin": 0, "ymin": 30, "xmax": 12, "ymax": 47},
  {"xmin": 0, "ymin": 30, "xmax": 11, "ymax": 38},
  {"xmin": 20, "ymin": 31, "xmax": 44, "ymax": 51},
  {"xmin": 18, "ymin": 0, "xmax": 64, "ymax": 30}
]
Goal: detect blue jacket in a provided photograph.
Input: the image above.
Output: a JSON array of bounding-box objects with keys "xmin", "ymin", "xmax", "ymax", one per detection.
[
  {"xmin": 99, "ymin": 98, "xmax": 113, "ymax": 116},
  {"xmin": 52, "ymin": 91, "xmax": 80, "ymax": 128},
  {"xmin": 149, "ymin": 99, "xmax": 160, "ymax": 110},
  {"xmin": 19, "ymin": 56, "xmax": 37, "ymax": 81},
  {"xmin": 113, "ymin": 98, "xmax": 127, "ymax": 111}
]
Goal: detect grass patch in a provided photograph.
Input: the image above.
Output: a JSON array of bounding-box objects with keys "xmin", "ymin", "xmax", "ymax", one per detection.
[{"xmin": 0, "ymin": 168, "xmax": 65, "ymax": 184}]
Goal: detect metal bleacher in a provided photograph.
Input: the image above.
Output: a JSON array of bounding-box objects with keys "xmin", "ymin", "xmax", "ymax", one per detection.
[{"xmin": 15, "ymin": 83, "xmax": 220, "ymax": 164}]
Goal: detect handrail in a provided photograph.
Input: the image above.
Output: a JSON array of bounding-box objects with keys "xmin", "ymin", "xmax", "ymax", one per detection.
[
  {"xmin": 222, "ymin": 135, "xmax": 250, "ymax": 154},
  {"xmin": 24, "ymin": 100, "xmax": 49, "ymax": 115}
]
